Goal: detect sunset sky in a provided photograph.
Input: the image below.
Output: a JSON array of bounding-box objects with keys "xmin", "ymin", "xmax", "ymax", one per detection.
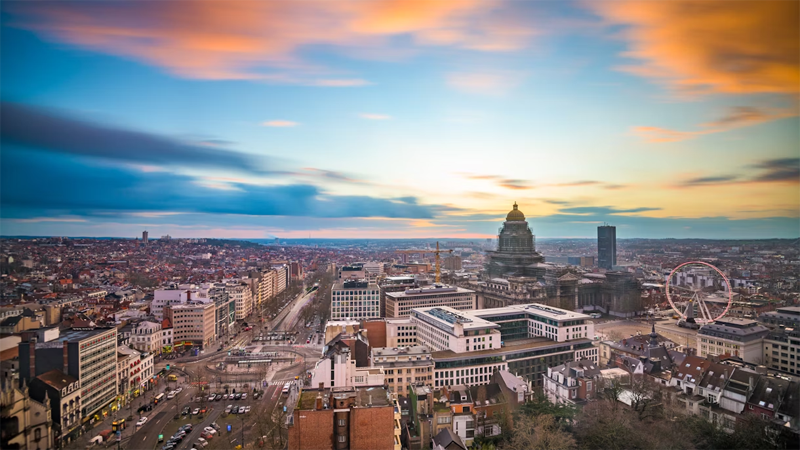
[{"xmin": 1, "ymin": 0, "xmax": 798, "ymax": 239}]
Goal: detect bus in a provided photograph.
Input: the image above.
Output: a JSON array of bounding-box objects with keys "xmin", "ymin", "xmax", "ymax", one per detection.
[
  {"xmin": 154, "ymin": 393, "xmax": 165, "ymax": 404},
  {"xmin": 281, "ymin": 382, "xmax": 291, "ymax": 395}
]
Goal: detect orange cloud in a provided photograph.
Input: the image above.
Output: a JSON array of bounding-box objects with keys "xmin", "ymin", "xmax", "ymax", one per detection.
[
  {"xmin": 9, "ymin": 1, "xmax": 536, "ymax": 81},
  {"xmin": 633, "ymin": 106, "xmax": 797, "ymax": 143},
  {"xmin": 588, "ymin": 1, "xmax": 800, "ymax": 97}
]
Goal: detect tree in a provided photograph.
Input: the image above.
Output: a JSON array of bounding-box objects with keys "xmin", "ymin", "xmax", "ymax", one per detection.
[
  {"xmin": 627, "ymin": 374, "xmax": 662, "ymax": 420},
  {"xmin": 505, "ymin": 414, "xmax": 576, "ymax": 450}
]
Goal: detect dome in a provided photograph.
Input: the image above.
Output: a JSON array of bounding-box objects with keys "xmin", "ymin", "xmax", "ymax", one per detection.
[{"xmin": 506, "ymin": 202, "xmax": 526, "ymax": 221}]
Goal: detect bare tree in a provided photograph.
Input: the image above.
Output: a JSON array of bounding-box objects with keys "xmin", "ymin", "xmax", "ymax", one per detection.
[{"xmin": 505, "ymin": 414, "xmax": 576, "ymax": 450}]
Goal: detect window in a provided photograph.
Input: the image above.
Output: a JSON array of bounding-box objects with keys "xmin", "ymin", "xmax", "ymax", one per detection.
[
  {"xmin": 338, "ymin": 435, "xmax": 346, "ymax": 443},
  {"xmin": 338, "ymin": 419, "xmax": 345, "ymax": 426}
]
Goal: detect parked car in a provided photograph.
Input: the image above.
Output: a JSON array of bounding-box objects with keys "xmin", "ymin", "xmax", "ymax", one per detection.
[
  {"xmin": 180, "ymin": 424, "xmax": 193, "ymax": 432},
  {"xmin": 208, "ymin": 395, "xmax": 216, "ymax": 402},
  {"xmin": 234, "ymin": 393, "xmax": 242, "ymax": 400},
  {"xmin": 225, "ymin": 405, "xmax": 233, "ymax": 414},
  {"xmin": 181, "ymin": 406, "xmax": 191, "ymax": 416},
  {"xmin": 196, "ymin": 437, "xmax": 208, "ymax": 447},
  {"xmin": 175, "ymin": 387, "xmax": 183, "ymax": 394},
  {"xmin": 210, "ymin": 422, "xmax": 221, "ymax": 431},
  {"xmin": 222, "ymin": 394, "xmax": 228, "ymax": 400},
  {"xmin": 215, "ymin": 394, "xmax": 222, "ymax": 401},
  {"xmin": 192, "ymin": 408, "xmax": 200, "ymax": 415},
  {"xmin": 167, "ymin": 391, "xmax": 176, "ymax": 399},
  {"xmin": 203, "ymin": 427, "xmax": 217, "ymax": 435},
  {"xmin": 241, "ymin": 393, "xmax": 247, "ymax": 400},
  {"xmin": 238, "ymin": 406, "xmax": 246, "ymax": 414},
  {"xmin": 200, "ymin": 432, "xmax": 214, "ymax": 440},
  {"xmin": 136, "ymin": 417, "xmax": 148, "ymax": 426},
  {"xmin": 244, "ymin": 406, "xmax": 251, "ymax": 413}
]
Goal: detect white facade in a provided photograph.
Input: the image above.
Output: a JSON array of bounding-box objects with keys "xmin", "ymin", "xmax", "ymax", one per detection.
[
  {"xmin": 310, "ymin": 350, "xmax": 385, "ymax": 389},
  {"xmin": 130, "ymin": 320, "xmax": 163, "ymax": 353},
  {"xmin": 697, "ymin": 319, "xmax": 768, "ymax": 363},
  {"xmin": 330, "ymin": 280, "xmax": 380, "ymax": 320},
  {"xmin": 227, "ymin": 284, "xmax": 253, "ymax": 320},
  {"xmin": 171, "ymin": 302, "xmax": 216, "ymax": 348},
  {"xmin": 411, "ymin": 307, "xmax": 501, "ymax": 353},
  {"xmin": 385, "ymin": 285, "xmax": 476, "ymax": 318}
]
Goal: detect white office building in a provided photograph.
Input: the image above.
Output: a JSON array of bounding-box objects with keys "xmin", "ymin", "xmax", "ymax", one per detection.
[{"xmin": 330, "ymin": 280, "xmax": 380, "ymax": 320}]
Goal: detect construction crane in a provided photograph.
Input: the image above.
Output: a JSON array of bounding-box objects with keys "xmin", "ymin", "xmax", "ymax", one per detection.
[{"xmin": 394, "ymin": 241, "xmax": 453, "ymax": 284}]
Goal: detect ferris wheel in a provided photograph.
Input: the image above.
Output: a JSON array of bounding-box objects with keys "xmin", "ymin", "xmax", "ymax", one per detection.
[{"xmin": 665, "ymin": 261, "xmax": 733, "ymax": 326}]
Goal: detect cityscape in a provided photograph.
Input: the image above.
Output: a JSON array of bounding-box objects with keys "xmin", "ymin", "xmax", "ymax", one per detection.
[{"xmin": 1, "ymin": 2, "xmax": 799, "ymax": 450}]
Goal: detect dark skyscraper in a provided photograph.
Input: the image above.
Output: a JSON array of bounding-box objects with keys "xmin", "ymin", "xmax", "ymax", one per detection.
[
  {"xmin": 598, "ymin": 225, "xmax": 616, "ymax": 270},
  {"xmin": 142, "ymin": 230, "xmax": 149, "ymax": 244}
]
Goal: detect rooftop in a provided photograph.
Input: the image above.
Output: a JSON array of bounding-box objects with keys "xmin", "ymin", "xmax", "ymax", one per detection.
[
  {"xmin": 432, "ymin": 336, "xmax": 584, "ymax": 360},
  {"xmin": 387, "ymin": 285, "xmax": 474, "ymax": 298},
  {"xmin": 35, "ymin": 327, "xmax": 115, "ymax": 348},
  {"xmin": 471, "ymin": 303, "xmax": 591, "ymax": 322},
  {"xmin": 34, "ymin": 369, "xmax": 78, "ymax": 390}
]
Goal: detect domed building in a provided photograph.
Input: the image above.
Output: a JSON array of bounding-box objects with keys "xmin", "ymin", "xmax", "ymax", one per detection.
[{"xmin": 485, "ymin": 202, "xmax": 546, "ymax": 278}]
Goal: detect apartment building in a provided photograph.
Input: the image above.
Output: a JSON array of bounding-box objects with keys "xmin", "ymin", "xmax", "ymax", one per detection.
[
  {"xmin": 129, "ymin": 320, "xmax": 163, "ymax": 354},
  {"xmin": 371, "ymin": 346, "xmax": 434, "ymax": 395},
  {"xmin": 330, "ymin": 280, "xmax": 380, "ymax": 320},
  {"xmin": 29, "ymin": 369, "xmax": 81, "ymax": 447},
  {"xmin": 168, "ymin": 302, "xmax": 216, "ymax": 349},
  {"xmin": 386, "ymin": 318, "xmax": 418, "ymax": 347},
  {"xmin": 763, "ymin": 328, "xmax": 800, "ymax": 374},
  {"xmin": 19, "ymin": 327, "xmax": 118, "ymax": 422},
  {"xmin": 227, "ymin": 283, "xmax": 253, "ymax": 320},
  {"xmin": 385, "ymin": 285, "xmax": 475, "ymax": 319}
]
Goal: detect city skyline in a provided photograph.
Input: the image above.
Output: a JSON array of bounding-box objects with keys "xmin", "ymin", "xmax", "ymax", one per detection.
[{"xmin": 1, "ymin": 1, "xmax": 798, "ymax": 239}]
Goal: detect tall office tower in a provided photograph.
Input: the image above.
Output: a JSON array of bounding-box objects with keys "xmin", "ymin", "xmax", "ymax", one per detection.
[
  {"xmin": 597, "ymin": 225, "xmax": 617, "ymax": 270},
  {"xmin": 142, "ymin": 230, "xmax": 149, "ymax": 244}
]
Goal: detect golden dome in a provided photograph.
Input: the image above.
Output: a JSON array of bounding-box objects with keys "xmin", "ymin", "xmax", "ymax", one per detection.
[{"xmin": 506, "ymin": 202, "xmax": 526, "ymax": 221}]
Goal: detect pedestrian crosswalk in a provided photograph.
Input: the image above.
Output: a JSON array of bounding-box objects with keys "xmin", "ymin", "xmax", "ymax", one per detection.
[{"xmin": 265, "ymin": 379, "xmax": 295, "ymax": 386}]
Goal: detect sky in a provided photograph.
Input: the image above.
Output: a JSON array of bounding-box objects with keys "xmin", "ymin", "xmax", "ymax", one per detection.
[{"xmin": 1, "ymin": 0, "xmax": 798, "ymax": 239}]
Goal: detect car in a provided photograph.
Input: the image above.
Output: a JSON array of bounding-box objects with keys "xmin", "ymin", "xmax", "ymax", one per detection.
[
  {"xmin": 175, "ymin": 387, "xmax": 183, "ymax": 394},
  {"xmin": 215, "ymin": 394, "xmax": 222, "ymax": 401},
  {"xmin": 181, "ymin": 406, "xmax": 190, "ymax": 416},
  {"xmin": 200, "ymin": 432, "xmax": 214, "ymax": 440},
  {"xmin": 244, "ymin": 406, "xmax": 251, "ymax": 413},
  {"xmin": 199, "ymin": 407, "xmax": 208, "ymax": 414},
  {"xmin": 167, "ymin": 391, "xmax": 176, "ymax": 399},
  {"xmin": 136, "ymin": 417, "xmax": 148, "ymax": 426},
  {"xmin": 222, "ymin": 394, "xmax": 228, "ymax": 400},
  {"xmin": 174, "ymin": 430, "xmax": 186, "ymax": 438},
  {"xmin": 180, "ymin": 424, "xmax": 193, "ymax": 433},
  {"xmin": 161, "ymin": 444, "xmax": 175, "ymax": 450},
  {"xmin": 203, "ymin": 427, "xmax": 217, "ymax": 435},
  {"xmin": 239, "ymin": 406, "xmax": 246, "ymax": 414},
  {"xmin": 196, "ymin": 438, "xmax": 208, "ymax": 447},
  {"xmin": 210, "ymin": 423, "xmax": 220, "ymax": 431},
  {"xmin": 171, "ymin": 435, "xmax": 184, "ymax": 443},
  {"xmin": 234, "ymin": 393, "xmax": 242, "ymax": 400},
  {"xmin": 241, "ymin": 393, "xmax": 247, "ymax": 400},
  {"xmin": 225, "ymin": 404, "xmax": 233, "ymax": 414},
  {"xmin": 208, "ymin": 395, "xmax": 216, "ymax": 402},
  {"xmin": 192, "ymin": 408, "xmax": 200, "ymax": 415}
]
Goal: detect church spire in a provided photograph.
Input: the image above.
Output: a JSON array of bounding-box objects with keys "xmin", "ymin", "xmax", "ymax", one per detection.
[{"xmin": 649, "ymin": 322, "xmax": 659, "ymax": 348}]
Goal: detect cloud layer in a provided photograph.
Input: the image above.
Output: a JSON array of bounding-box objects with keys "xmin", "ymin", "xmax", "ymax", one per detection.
[
  {"xmin": 8, "ymin": 0, "xmax": 535, "ymax": 81},
  {"xmin": 590, "ymin": 0, "xmax": 800, "ymax": 97},
  {"xmin": 1, "ymin": 102, "xmax": 270, "ymax": 175}
]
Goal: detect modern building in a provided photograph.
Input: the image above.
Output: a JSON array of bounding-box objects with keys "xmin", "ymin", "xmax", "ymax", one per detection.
[
  {"xmin": 697, "ymin": 318, "xmax": 769, "ymax": 363},
  {"xmin": 310, "ymin": 333, "xmax": 384, "ymax": 389},
  {"xmin": 288, "ymin": 385, "xmax": 400, "ymax": 450},
  {"xmin": 385, "ymin": 285, "xmax": 475, "ymax": 319},
  {"xmin": 371, "ymin": 346, "xmax": 434, "ymax": 395},
  {"xmin": 758, "ymin": 306, "xmax": 800, "ymax": 330},
  {"xmin": 379, "ymin": 276, "xmax": 417, "ymax": 317},
  {"xmin": 339, "ymin": 264, "xmax": 367, "ymax": 281},
  {"xmin": 330, "ymin": 280, "xmax": 380, "ymax": 320},
  {"xmin": 167, "ymin": 302, "xmax": 216, "ymax": 349},
  {"xmin": 142, "ymin": 230, "xmax": 148, "ymax": 244},
  {"xmin": 385, "ymin": 318, "xmax": 418, "ymax": 347},
  {"xmin": 227, "ymin": 283, "xmax": 253, "ymax": 320},
  {"xmin": 597, "ymin": 225, "xmax": 617, "ymax": 270},
  {"xmin": 19, "ymin": 327, "xmax": 118, "ymax": 423},
  {"xmin": 763, "ymin": 328, "xmax": 800, "ymax": 374},
  {"xmin": 410, "ymin": 304, "xmax": 596, "ymax": 389}
]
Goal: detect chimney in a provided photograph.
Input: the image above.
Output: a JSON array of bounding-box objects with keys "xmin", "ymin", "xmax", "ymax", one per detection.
[
  {"xmin": 316, "ymin": 394, "xmax": 323, "ymax": 411},
  {"xmin": 319, "ymin": 382, "xmax": 324, "ymax": 391},
  {"xmin": 187, "ymin": 291, "xmax": 192, "ymax": 301},
  {"xmin": 63, "ymin": 341, "xmax": 70, "ymax": 374}
]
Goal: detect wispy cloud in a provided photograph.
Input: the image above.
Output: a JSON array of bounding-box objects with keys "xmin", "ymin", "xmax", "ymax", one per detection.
[
  {"xmin": 359, "ymin": 113, "xmax": 391, "ymax": 120},
  {"xmin": 553, "ymin": 180, "xmax": 600, "ymax": 187},
  {"xmin": 633, "ymin": 106, "xmax": 797, "ymax": 143},
  {"xmin": 446, "ymin": 70, "xmax": 527, "ymax": 95},
  {"xmin": 8, "ymin": 1, "xmax": 536, "ymax": 81},
  {"xmin": 675, "ymin": 157, "xmax": 799, "ymax": 187},
  {"xmin": 13, "ymin": 217, "xmax": 87, "ymax": 223},
  {"xmin": 1, "ymin": 102, "xmax": 272, "ymax": 175},
  {"xmin": 261, "ymin": 120, "xmax": 298, "ymax": 127},
  {"xmin": 560, "ymin": 206, "xmax": 661, "ymax": 215}
]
